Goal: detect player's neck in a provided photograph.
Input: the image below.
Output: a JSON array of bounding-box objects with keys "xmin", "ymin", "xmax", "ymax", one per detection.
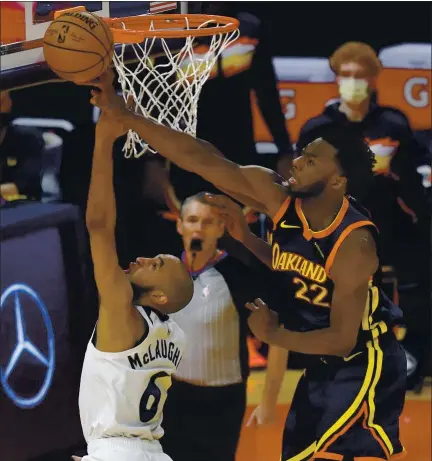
[
  {"xmin": 300, "ymin": 194, "xmax": 345, "ymax": 232},
  {"xmin": 339, "ymin": 99, "xmax": 370, "ymax": 122},
  {"xmin": 186, "ymin": 246, "xmax": 219, "ymax": 273}
]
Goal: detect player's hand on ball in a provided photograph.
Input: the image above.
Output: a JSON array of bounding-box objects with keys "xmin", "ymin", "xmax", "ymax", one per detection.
[
  {"xmin": 80, "ymin": 68, "xmax": 128, "ymax": 116},
  {"xmin": 246, "ymin": 403, "xmax": 278, "ymax": 427},
  {"xmin": 245, "ymin": 298, "xmax": 279, "ymax": 344},
  {"xmin": 204, "ymin": 194, "xmax": 250, "ymax": 243}
]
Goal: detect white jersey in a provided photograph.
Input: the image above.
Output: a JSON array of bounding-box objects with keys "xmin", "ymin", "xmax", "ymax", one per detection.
[{"xmin": 79, "ymin": 306, "xmax": 186, "ymax": 443}]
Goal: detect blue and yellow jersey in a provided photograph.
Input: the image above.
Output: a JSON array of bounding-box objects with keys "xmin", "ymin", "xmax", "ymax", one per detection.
[{"xmin": 268, "ymin": 195, "xmax": 403, "ymax": 350}]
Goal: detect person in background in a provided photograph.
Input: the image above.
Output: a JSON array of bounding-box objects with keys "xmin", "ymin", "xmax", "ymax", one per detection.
[
  {"xmin": 296, "ymin": 42, "xmax": 430, "ymax": 269},
  {"xmin": 161, "ymin": 192, "xmax": 275, "ymax": 461},
  {"xmin": 0, "ymin": 90, "xmax": 43, "ymax": 201}
]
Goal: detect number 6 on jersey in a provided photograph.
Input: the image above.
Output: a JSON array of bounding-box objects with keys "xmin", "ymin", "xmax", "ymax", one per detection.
[{"xmin": 140, "ymin": 371, "xmax": 171, "ymax": 423}]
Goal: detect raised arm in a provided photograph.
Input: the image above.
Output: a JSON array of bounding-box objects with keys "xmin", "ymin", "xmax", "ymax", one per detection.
[
  {"xmin": 88, "ymin": 77, "xmax": 288, "ymax": 218},
  {"xmin": 86, "ymin": 83, "xmax": 145, "ymax": 352}
]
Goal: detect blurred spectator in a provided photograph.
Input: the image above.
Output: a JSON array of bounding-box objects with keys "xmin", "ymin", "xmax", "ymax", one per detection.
[
  {"xmin": 161, "ymin": 193, "xmax": 273, "ymax": 461},
  {"xmin": 169, "ymin": 2, "xmax": 293, "ymax": 203},
  {"xmin": 296, "ymin": 42, "xmax": 430, "ymax": 274},
  {"xmin": 0, "ymin": 90, "xmax": 43, "ymax": 201}
]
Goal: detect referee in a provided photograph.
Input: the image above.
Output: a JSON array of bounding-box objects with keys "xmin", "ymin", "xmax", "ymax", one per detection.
[{"xmin": 161, "ymin": 192, "xmax": 272, "ymax": 461}]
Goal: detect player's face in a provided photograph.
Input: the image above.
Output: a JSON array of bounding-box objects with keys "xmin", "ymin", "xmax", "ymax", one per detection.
[
  {"xmin": 126, "ymin": 254, "xmax": 191, "ymax": 313},
  {"xmin": 177, "ymin": 201, "xmax": 225, "ymax": 252},
  {"xmin": 126, "ymin": 254, "xmax": 181, "ymax": 286},
  {"xmin": 288, "ymin": 138, "xmax": 344, "ymax": 198}
]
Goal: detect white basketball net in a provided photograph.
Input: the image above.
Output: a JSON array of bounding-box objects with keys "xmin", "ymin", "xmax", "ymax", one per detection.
[{"xmin": 112, "ymin": 17, "xmax": 239, "ymax": 158}]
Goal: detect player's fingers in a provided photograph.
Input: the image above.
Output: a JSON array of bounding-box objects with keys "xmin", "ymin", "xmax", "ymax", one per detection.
[
  {"xmin": 203, "ymin": 193, "xmax": 226, "ymax": 208},
  {"xmin": 219, "ymin": 210, "xmax": 233, "ymax": 221},
  {"xmin": 245, "ymin": 302, "xmax": 259, "ymax": 312},
  {"xmin": 71, "ymin": 456, "xmax": 82, "ymax": 461},
  {"xmin": 125, "ymin": 94, "xmax": 135, "ymax": 110},
  {"xmin": 204, "ymin": 193, "xmax": 238, "ymax": 211},
  {"xmin": 254, "ymin": 298, "xmax": 268, "ymax": 309}
]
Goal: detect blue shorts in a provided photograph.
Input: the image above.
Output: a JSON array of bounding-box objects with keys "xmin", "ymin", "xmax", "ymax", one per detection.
[{"xmin": 282, "ymin": 333, "xmax": 407, "ymax": 461}]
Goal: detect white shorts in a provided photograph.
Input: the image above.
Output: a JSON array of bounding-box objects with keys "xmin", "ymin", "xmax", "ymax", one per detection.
[{"xmin": 82, "ymin": 437, "xmax": 173, "ymax": 461}]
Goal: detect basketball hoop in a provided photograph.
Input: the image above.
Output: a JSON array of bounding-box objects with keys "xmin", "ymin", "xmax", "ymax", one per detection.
[{"xmin": 104, "ymin": 14, "xmax": 240, "ymax": 158}]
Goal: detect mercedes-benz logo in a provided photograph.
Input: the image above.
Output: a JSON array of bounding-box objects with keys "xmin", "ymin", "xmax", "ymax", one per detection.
[{"xmin": 0, "ymin": 283, "xmax": 55, "ymax": 409}]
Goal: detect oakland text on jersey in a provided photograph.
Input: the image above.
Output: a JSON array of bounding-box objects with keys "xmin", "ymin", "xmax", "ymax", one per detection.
[
  {"xmin": 127, "ymin": 338, "xmax": 182, "ymax": 370},
  {"xmin": 272, "ymin": 243, "xmax": 327, "ymax": 284}
]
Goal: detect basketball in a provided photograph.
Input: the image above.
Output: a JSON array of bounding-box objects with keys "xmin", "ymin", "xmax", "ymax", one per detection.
[{"xmin": 43, "ymin": 11, "xmax": 113, "ymax": 83}]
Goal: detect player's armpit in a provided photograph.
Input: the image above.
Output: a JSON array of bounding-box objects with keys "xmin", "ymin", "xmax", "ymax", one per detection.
[{"xmin": 328, "ymin": 228, "xmax": 379, "ymax": 355}]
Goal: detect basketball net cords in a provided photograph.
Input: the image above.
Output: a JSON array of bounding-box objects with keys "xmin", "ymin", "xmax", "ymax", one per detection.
[{"xmin": 112, "ymin": 17, "xmax": 239, "ymax": 158}]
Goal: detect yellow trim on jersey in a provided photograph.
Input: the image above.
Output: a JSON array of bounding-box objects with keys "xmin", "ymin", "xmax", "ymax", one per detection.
[
  {"xmin": 366, "ymin": 336, "xmax": 394, "ymax": 458},
  {"xmin": 285, "ymin": 288, "xmax": 393, "ymax": 460},
  {"xmin": 315, "ymin": 339, "xmax": 376, "ymax": 452}
]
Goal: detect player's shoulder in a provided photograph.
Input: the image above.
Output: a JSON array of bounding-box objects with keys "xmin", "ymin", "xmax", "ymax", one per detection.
[
  {"xmin": 142, "ymin": 306, "xmax": 184, "ymax": 339},
  {"xmin": 337, "ymin": 225, "xmax": 378, "ymax": 264},
  {"xmin": 140, "ymin": 306, "xmax": 168, "ymax": 326},
  {"xmin": 331, "ymin": 225, "xmax": 378, "ymax": 280}
]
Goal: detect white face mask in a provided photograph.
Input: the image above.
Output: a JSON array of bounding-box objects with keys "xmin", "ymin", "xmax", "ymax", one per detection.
[{"xmin": 338, "ymin": 77, "xmax": 369, "ymax": 103}]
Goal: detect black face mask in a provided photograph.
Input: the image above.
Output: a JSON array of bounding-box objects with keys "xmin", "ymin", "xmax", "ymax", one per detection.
[{"xmin": 0, "ymin": 112, "xmax": 12, "ymax": 129}]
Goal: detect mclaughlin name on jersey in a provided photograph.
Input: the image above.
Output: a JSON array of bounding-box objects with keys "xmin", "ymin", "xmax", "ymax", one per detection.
[{"xmin": 127, "ymin": 338, "xmax": 182, "ymax": 370}]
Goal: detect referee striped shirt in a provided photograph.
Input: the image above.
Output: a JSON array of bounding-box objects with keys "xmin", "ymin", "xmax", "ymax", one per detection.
[{"xmin": 170, "ymin": 251, "xmax": 269, "ymax": 387}]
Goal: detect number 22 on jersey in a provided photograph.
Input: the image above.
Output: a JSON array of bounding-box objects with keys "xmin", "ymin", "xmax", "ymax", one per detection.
[{"xmin": 293, "ymin": 277, "xmax": 330, "ymax": 308}]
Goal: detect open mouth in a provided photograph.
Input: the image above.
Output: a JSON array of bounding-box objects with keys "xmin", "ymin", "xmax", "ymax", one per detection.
[{"xmin": 124, "ymin": 262, "xmax": 137, "ymax": 274}]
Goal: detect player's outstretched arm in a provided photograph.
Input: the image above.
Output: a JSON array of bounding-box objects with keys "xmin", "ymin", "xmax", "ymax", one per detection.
[
  {"xmin": 87, "ymin": 74, "xmax": 288, "ymax": 219},
  {"xmin": 247, "ymin": 228, "xmax": 378, "ymax": 357},
  {"xmin": 85, "ymin": 78, "xmax": 145, "ymax": 352}
]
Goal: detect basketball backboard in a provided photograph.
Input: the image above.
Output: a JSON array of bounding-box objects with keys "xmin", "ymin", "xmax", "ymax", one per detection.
[{"xmin": 0, "ymin": 1, "xmax": 189, "ymax": 89}]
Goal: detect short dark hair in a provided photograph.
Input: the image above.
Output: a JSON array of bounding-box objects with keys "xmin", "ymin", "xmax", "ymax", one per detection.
[{"xmin": 321, "ymin": 129, "xmax": 376, "ymax": 200}]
